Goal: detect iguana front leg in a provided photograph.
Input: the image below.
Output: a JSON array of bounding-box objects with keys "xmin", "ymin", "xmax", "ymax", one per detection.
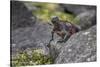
[
  {"xmin": 50, "ymin": 31, "xmax": 54, "ymax": 41},
  {"xmin": 47, "ymin": 31, "xmax": 54, "ymax": 47}
]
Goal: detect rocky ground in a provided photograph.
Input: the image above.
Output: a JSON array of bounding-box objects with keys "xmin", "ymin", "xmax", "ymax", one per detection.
[{"xmin": 11, "ymin": 1, "xmax": 97, "ymax": 66}]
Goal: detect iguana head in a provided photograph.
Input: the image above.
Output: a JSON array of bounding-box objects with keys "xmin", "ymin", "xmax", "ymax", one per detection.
[{"xmin": 51, "ymin": 16, "xmax": 60, "ymax": 24}]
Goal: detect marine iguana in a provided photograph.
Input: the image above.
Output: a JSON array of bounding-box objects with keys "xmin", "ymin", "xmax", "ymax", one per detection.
[{"xmin": 49, "ymin": 16, "xmax": 80, "ymax": 43}]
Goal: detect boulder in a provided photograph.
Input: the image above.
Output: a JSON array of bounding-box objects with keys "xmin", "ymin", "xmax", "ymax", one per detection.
[
  {"xmin": 74, "ymin": 10, "xmax": 96, "ymax": 30},
  {"xmin": 11, "ymin": 22, "xmax": 52, "ymax": 56},
  {"xmin": 55, "ymin": 25, "xmax": 96, "ymax": 63},
  {"xmin": 60, "ymin": 4, "xmax": 96, "ymax": 15}
]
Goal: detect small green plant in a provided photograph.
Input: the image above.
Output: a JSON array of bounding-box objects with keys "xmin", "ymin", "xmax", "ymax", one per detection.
[{"xmin": 11, "ymin": 49, "xmax": 53, "ymax": 67}]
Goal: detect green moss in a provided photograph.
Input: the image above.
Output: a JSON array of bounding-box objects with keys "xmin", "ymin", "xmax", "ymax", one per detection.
[
  {"xmin": 11, "ymin": 49, "xmax": 53, "ymax": 66},
  {"xmin": 32, "ymin": 2, "xmax": 75, "ymax": 23}
]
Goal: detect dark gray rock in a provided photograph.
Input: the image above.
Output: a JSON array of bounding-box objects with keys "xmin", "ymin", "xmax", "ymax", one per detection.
[
  {"xmin": 74, "ymin": 10, "xmax": 96, "ymax": 30},
  {"xmin": 55, "ymin": 25, "xmax": 96, "ymax": 63},
  {"xmin": 60, "ymin": 4, "xmax": 96, "ymax": 15},
  {"xmin": 11, "ymin": 1, "xmax": 36, "ymax": 30}
]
